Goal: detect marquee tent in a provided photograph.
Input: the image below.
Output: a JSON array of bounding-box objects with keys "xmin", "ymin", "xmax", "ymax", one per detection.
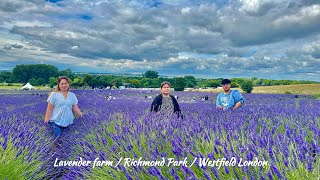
[{"xmin": 21, "ymin": 82, "xmax": 35, "ymax": 90}]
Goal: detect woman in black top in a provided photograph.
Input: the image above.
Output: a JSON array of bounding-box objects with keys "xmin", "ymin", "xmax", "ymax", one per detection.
[{"xmin": 150, "ymin": 81, "xmax": 183, "ymax": 118}]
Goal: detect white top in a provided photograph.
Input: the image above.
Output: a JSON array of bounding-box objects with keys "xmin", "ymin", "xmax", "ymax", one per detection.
[{"xmin": 47, "ymin": 91, "xmax": 78, "ymax": 127}]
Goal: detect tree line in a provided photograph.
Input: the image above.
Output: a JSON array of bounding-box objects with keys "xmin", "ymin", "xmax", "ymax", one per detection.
[{"xmin": 0, "ymin": 64, "xmax": 318, "ymax": 93}]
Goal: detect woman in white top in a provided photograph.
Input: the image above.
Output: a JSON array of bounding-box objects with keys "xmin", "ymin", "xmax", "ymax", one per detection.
[{"xmin": 44, "ymin": 76, "xmax": 82, "ymax": 137}]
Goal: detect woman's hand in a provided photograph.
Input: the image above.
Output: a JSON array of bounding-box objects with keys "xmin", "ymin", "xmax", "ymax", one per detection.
[
  {"xmin": 44, "ymin": 103, "xmax": 54, "ymax": 124},
  {"xmin": 44, "ymin": 118, "xmax": 49, "ymax": 124}
]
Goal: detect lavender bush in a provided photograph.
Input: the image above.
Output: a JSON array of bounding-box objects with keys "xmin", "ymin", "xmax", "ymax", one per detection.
[{"xmin": 0, "ymin": 90, "xmax": 319, "ymax": 179}]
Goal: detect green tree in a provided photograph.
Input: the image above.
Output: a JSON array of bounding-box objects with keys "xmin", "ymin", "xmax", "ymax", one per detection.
[
  {"xmin": 262, "ymin": 79, "xmax": 272, "ymax": 86},
  {"xmin": 112, "ymin": 78, "xmax": 123, "ymax": 88},
  {"xmin": 140, "ymin": 78, "xmax": 151, "ymax": 88},
  {"xmin": 0, "ymin": 72, "xmax": 13, "ymax": 82},
  {"xmin": 97, "ymin": 76, "xmax": 112, "ymax": 87},
  {"xmin": 204, "ymin": 79, "xmax": 220, "ymax": 88},
  {"xmin": 90, "ymin": 78, "xmax": 98, "ymax": 88},
  {"xmin": 82, "ymin": 75, "xmax": 93, "ymax": 87},
  {"xmin": 82, "ymin": 75, "xmax": 100, "ymax": 88},
  {"xmin": 71, "ymin": 76, "xmax": 84, "ymax": 87},
  {"xmin": 143, "ymin": 70, "xmax": 159, "ymax": 79},
  {"xmin": 12, "ymin": 64, "xmax": 59, "ymax": 83},
  {"xmin": 59, "ymin": 68, "xmax": 74, "ymax": 80},
  {"xmin": 231, "ymin": 82, "xmax": 239, "ymax": 88},
  {"xmin": 49, "ymin": 77, "xmax": 58, "ymax": 88},
  {"xmin": 174, "ymin": 77, "xmax": 186, "ymax": 91},
  {"xmin": 240, "ymin": 80, "xmax": 253, "ymax": 93},
  {"xmin": 184, "ymin": 75, "xmax": 197, "ymax": 88},
  {"xmin": 290, "ymin": 80, "xmax": 301, "ymax": 85},
  {"xmin": 29, "ymin": 78, "xmax": 38, "ymax": 86},
  {"xmin": 143, "ymin": 82, "xmax": 150, "ymax": 87},
  {"xmin": 253, "ymin": 79, "xmax": 264, "ymax": 86},
  {"xmin": 150, "ymin": 78, "xmax": 161, "ymax": 88},
  {"xmin": 232, "ymin": 78, "xmax": 245, "ymax": 86},
  {"xmin": 37, "ymin": 78, "xmax": 45, "ymax": 86},
  {"xmin": 130, "ymin": 79, "xmax": 141, "ymax": 88}
]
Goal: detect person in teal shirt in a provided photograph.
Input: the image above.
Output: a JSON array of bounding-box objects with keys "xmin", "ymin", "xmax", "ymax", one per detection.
[
  {"xmin": 216, "ymin": 79, "xmax": 244, "ymax": 110},
  {"xmin": 45, "ymin": 76, "xmax": 83, "ymax": 137}
]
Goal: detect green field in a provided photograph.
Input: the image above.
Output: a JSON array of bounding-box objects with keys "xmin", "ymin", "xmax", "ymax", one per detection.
[
  {"xmin": 252, "ymin": 84, "xmax": 320, "ymax": 95},
  {"xmin": 193, "ymin": 84, "xmax": 320, "ymax": 96},
  {"xmin": 0, "ymin": 83, "xmax": 50, "ymax": 90},
  {"xmin": 1, "ymin": 83, "xmax": 320, "ymax": 96}
]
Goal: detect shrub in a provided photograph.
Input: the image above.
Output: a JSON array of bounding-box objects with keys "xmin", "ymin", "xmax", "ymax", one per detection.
[{"xmin": 240, "ymin": 80, "xmax": 253, "ymax": 93}]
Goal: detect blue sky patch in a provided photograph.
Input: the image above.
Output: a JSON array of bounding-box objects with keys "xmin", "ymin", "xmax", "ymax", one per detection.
[{"xmin": 46, "ymin": 0, "xmax": 63, "ymax": 3}]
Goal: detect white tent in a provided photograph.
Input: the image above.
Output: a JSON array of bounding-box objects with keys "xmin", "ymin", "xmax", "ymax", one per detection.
[{"xmin": 21, "ymin": 82, "xmax": 35, "ymax": 90}]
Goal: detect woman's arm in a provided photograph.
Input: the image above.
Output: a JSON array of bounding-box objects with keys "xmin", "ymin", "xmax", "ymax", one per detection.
[
  {"xmin": 171, "ymin": 95, "xmax": 181, "ymax": 111},
  {"xmin": 232, "ymin": 102, "xmax": 242, "ymax": 110},
  {"xmin": 172, "ymin": 96, "xmax": 183, "ymax": 119},
  {"xmin": 72, "ymin": 104, "xmax": 83, "ymax": 117},
  {"xmin": 44, "ymin": 103, "xmax": 54, "ymax": 123},
  {"xmin": 150, "ymin": 95, "xmax": 160, "ymax": 112},
  {"xmin": 216, "ymin": 94, "xmax": 223, "ymax": 109},
  {"xmin": 232, "ymin": 90, "xmax": 244, "ymax": 110}
]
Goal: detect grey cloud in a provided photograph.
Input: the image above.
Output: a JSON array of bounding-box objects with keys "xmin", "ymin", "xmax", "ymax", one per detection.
[
  {"xmin": 0, "ymin": 1, "xmax": 26, "ymax": 13},
  {"xmin": 302, "ymin": 40, "xmax": 320, "ymax": 58},
  {"xmin": 11, "ymin": 43, "xmax": 23, "ymax": 49},
  {"xmin": 221, "ymin": 1, "xmax": 320, "ymax": 47},
  {"xmin": 2, "ymin": 0, "xmax": 320, "ymax": 81},
  {"xmin": 9, "ymin": 2, "xmax": 182, "ymax": 60},
  {"xmin": 0, "ymin": 0, "xmax": 45, "ymax": 13},
  {"xmin": 311, "ymin": 52, "xmax": 320, "ymax": 59},
  {"xmin": 240, "ymin": 1, "xmax": 279, "ymax": 16},
  {"xmin": 301, "ymin": 0, "xmax": 320, "ymax": 6},
  {"xmin": 3, "ymin": 43, "xmax": 23, "ymax": 50},
  {"xmin": 3, "ymin": 46, "xmax": 12, "ymax": 50}
]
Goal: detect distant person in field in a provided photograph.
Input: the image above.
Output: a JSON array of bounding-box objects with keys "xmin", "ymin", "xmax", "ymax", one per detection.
[
  {"xmin": 44, "ymin": 76, "xmax": 83, "ymax": 137},
  {"xmin": 151, "ymin": 81, "xmax": 183, "ymax": 118},
  {"xmin": 216, "ymin": 79, "xmax": 244, "ymax": 110}
]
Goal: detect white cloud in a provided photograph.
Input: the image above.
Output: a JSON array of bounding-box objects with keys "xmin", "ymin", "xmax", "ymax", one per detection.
[
  {"xmin": 181, "ymin": 7, "xmax": 191, "ymax": 14},
  {"xmin": 273, "ymin": 5, "xmax": 320, "ymax": 26},
  {"xmin": 0, "ymin": 0, "xmax": 320, "ymax": 80},
  {"xmin": 7, "ymin": 20, "xmax": 52, "ymax": 28},
  {"xmin": 302, "ymin": 39, "xmax": 320, "ymax": 58},
  {"xmin": 303, "ymin": 40, "xmax": 320, "ymax": 53},
  {"xmin": 196, "ymin": 64, "xmax": 207, "ymax": 70},
  {"xmin": 240, "ymin": 0, "xmax": 263, "ymax": 13},
  {"xmin": 71, "ymin": 45, "xmax": 79, "ymax": 50}
]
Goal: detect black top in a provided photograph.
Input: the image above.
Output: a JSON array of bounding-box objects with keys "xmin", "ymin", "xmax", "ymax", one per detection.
[{"xmin": 150, "ymin": 94, "xmax": 183, "ymax": 118}]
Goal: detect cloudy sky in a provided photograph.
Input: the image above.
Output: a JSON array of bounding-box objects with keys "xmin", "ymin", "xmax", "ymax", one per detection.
[{"xmin": 0, "ymin": 0, "xmax": 320, "ymax": 81}]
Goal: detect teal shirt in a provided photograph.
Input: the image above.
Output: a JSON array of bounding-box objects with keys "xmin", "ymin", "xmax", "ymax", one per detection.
[
  {"xmin": 216, "ymin": 90, "xmax": 244, "ymax": 109},
  {"xmin": 47, "ymin": 91, "xmax": 78, "ymax": 127}
]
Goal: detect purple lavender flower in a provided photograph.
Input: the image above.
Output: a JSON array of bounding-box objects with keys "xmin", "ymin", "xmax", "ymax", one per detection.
[
  {"xmin": 210, "ymin": 167, "xmax": 220, "ymax": 180},
  {"xmin": 267, "ymin": 171, "xmax": 273, "ymax": 180},
  {"xmin": 214, "ymin": 139, "xmax": 222, "ymax": 146},
  {"xmin": 224, "ymin": 166, "xmax": 230, "ymax": 174},
  {"xmin": 271, "ymin": 165, "xmax": 283, "ymax": 179}
]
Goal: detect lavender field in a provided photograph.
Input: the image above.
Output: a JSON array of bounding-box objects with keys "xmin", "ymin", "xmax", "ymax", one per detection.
[{"xmin": 0, "ymin": 89, "xmax": 319, "ymax": 179}]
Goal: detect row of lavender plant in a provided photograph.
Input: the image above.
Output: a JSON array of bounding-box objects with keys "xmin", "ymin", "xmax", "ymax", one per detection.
[
  {"xmin": 72, "ymin": 91, "xmax": 319, "ymax": 179},
  {"xmin": 0, "ymin": 90, "xmax": 319, "ymax": 179}
]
